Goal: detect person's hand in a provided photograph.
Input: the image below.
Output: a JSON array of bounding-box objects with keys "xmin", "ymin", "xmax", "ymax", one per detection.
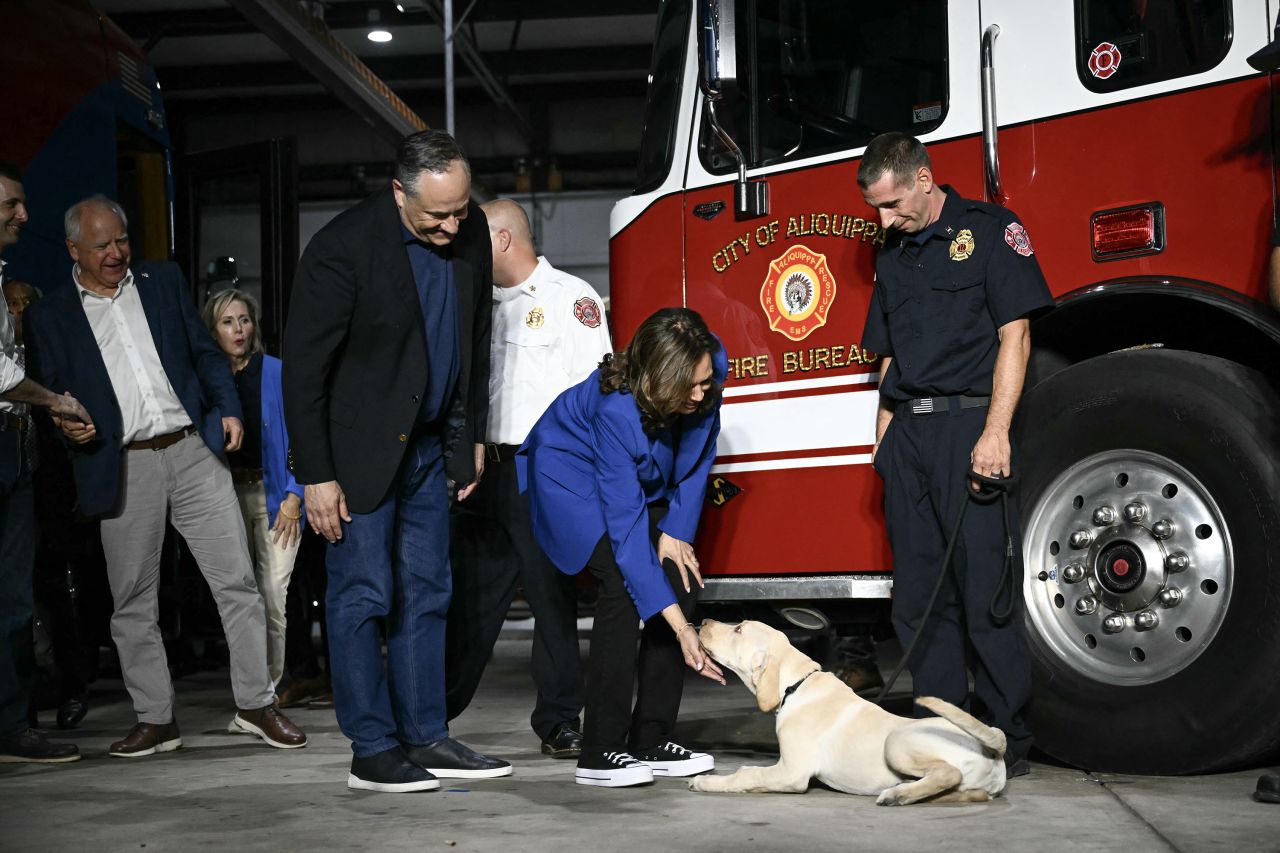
[
  {"xmin": 658, "ymin": 532, "xmax": 703, "ymax": 593},
  {"xmin": 456, "ymin": 442, "xmax": 486, "ymax": 502},
  {"xmin": 52, "ymin": 407, "xmax": 97, "ymax": 444},
  {"xmin": 271, "ymin": 493, "xmax": 303, "ymax": 549},
  {"xmin": 223, "ymin": 417, "xmax": 244, "ymax": 452},
  {"xmin": 970, "ymin": 428, "xmax": 1011, "ymax": 491},
  {"xmin": 305, "ymin": 480, "xmax": 351, "ymax": 543},
  {"xmin": 677, "ymin": 622, "xmax": 725, "ymax": 684},
  {"xmin": 49, "ymin": 392, "xmax": 92, "ymax": 426}
]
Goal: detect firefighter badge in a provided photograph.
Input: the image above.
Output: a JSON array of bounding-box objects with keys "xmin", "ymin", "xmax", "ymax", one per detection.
[
  {"xmin": 525, "ymin": 307, "xmax": 545, "ymax": 329},
  {"xmin": 574, "ymin": 297, "xmax": 602, "ymax": 328},
  {"xmin": 949, "ymin": 229, "xmax": 974, "ymax": 261},
  {"xmin": 759, "ymin": 244, "xmax": 837, "ymax": 342}
]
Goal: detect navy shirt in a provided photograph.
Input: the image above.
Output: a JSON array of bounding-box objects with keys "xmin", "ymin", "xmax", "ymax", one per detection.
[
  {"xmin": 228, "ymin": 351, "xmax": 263, "ymax": 469},
  {"xmin": 861, "ymin": 187, "xmax": 1053, "ymax": 403},
  {"xmin": 402, "ymin": 225, "xmax": 460, "ymax": 425}
]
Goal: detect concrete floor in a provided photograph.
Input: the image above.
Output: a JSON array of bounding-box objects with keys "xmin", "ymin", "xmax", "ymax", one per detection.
[{"xmin": 2, "ymin": 634, "xmax": 1277, "ymax": 853}]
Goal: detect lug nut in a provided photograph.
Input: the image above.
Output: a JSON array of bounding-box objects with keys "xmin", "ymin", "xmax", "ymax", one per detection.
[
  {"xmin": 1074, "ymin": 596, "xmax": 1098, "ymax": 615},
  {"xmin": 1134, "ymin": 610, "xmax": 1159, "ymax": 631},
  {"xmin": 1103, "ymin": 613, "xmax": 1127, "ymax": 634},
  {"xmin": 1151, "ymin": 519, "xmax": 1175, "ymax": 539},
  {"xmin": 1069, "ymin": 530, "xmax": 1093, "ymax": 549},
  {"xmin": 1158, "ymin": 588, "xmax": 1183, "ymax": 608},
  {"xmin": 1165, "ymin": 552, "xmax": 1190, "ymax": 572},
  {"xmin": 1062, "ymin": 563, "xmax": 1085, "ymax": 583},
  {"xmin": 1092, "ymin": 506, "xmax": 1117, "ymax": 526},
  {"xmin": 1124, "ymin": 502, "xmax": 1148, "ymax": 523}
]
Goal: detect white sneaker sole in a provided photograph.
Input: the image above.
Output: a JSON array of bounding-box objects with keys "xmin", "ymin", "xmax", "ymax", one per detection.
[
  {"xmin": 644, "ymin": 755, "xmax": 715, "ymax": 777},
  {"xmin": 110, "ymin": 737, "xmax": 183, "ymax": 758},
  {"xmin": 422, "ymin": 765, "xmax": 513, "ymax": 779},
  {"xmin": 347, "ymin": 773, "xmax": 441, "ymax": 793},
  {"xmin": 575, "ymin": 767, "xmax": 655, "ymax": 787},
  {"xmin": 233, "ymin": 716, "xmax": 308, "ymax": 749}
]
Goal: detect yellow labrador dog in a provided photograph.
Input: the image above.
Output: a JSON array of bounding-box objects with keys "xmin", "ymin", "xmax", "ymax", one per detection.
[{"xmin": 690, "ymin": 620, "xmax": 1007, "ymax": 805}]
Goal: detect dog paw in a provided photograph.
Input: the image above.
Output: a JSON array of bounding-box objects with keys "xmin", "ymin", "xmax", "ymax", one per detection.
[
  {"xmin": 875, "ymin": 790, "xmax": 902, "ymax": 806},
  {"xmin": 688, "ymin": 777, "xmax": 708, "ymax": 792}
]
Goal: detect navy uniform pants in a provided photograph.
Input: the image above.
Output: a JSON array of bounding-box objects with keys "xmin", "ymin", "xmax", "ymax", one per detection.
[{"xmin": 876, "ymin": 402, "xmax": 1033, "ymax": 761}]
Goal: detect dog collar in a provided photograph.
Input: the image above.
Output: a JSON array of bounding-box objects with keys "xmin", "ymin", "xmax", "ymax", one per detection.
[{"xmin": 775, "ymin": 668, "xmax": 821, "ymax": 715}]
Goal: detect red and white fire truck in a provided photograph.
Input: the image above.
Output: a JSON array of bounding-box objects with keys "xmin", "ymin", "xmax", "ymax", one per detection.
[{"xmin": 611, "ymin": 0, "xmax": 1280, "ymax": 774}]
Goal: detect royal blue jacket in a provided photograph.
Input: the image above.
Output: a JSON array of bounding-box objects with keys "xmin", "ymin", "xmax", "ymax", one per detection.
[
  {"xmin": 25, "ymin": 261, "xmax": 241, "ymax": 519},
  {"xmin": 259, "ymin": 354, "xmax": 305, "ymax": 527},
  {"xmin": 518, "ymin": 346, "xmax": 726, "ymax": 620}
]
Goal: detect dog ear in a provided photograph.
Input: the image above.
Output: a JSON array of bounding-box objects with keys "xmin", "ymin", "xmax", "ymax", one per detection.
[{"xmin": 753, "ymin": 651, "xmax": 782, "ymax": 712}]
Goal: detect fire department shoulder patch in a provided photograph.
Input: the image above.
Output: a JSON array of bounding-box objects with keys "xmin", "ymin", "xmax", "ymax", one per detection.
[
  {"xmin": 574, "ymin": 296, "xmax": 602, "ymax": 328},
  {"xmin": 1004, "ymin": 222, "xmax": 1034, "ymax": 257}
]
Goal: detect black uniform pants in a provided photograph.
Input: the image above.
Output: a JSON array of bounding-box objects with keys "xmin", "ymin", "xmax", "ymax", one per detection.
[
  {"xmin": 876, "ymin": 403, "xmax": 1032, "ymax": 760},
  {"xmin": 581, "ymin": 504, "xmax": 696, "ymax": 756},
  {"xmin": 445, "ymin": 450, "xmax": 584, "ymax": 740}
]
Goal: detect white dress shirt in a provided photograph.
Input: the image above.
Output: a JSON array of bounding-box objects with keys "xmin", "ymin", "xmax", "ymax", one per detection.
[
  {"xmin": 75, "ymin": 265, "xmax": 192, "ymax": 443},
  {"xmin": 487, "ymin": 257, "xmax": 612, "ymax": 445},
  {"xmin": 0, "ymin": 260, "xmax": 25, "ymax": 410}
]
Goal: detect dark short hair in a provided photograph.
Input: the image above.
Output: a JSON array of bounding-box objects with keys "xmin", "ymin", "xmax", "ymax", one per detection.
[
  {"xmin": 600, "ymin": 307, "xmax": 721, "ymax": 434},
  {"xmin": 857, "ymin": 132, "xmax": 931, "ymax": 190},
  {"xmin": 0, "ymin": 162, "xmax": 21, "ymax": 184},
  {"xmin": 394, "ymin": 130, "xmax": 470, "ymax": 194}
]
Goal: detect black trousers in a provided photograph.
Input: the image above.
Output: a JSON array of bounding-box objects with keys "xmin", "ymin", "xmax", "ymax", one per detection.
[
  {"xmin": 445, "ymin": 450, "xmax": 584, "ymax": 740},
  {"xmin": 876, "ymin": 404, "xmax": 1032, "ymax": 760},
  {"xmin": 580, "ymin": 504, "xmax": 697, "ymax": 756}
]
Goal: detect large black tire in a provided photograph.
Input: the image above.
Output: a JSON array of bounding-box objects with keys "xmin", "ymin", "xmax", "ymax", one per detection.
[{"xmin": 1014, "ymin": 348, "xmax": 1280, "ymax": 774}]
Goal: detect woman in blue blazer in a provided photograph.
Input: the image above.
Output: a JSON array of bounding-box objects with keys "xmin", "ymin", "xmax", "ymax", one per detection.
[
  {"xmin": 519, "ymin": 307, "xmax": 727, "ymax": 788},
  {"xmin": 203, "ymin": 290, "xmax": 305, "ymax": 694}
]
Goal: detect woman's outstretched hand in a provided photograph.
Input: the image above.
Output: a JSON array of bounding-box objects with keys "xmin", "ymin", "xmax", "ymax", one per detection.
[
  {"xmin": 662, "ymin": 605, "xmax": 725, "ymax": 684},
  {"xmin": 658, "ymin": 533, "xmax": 703, "ymax": 593}
]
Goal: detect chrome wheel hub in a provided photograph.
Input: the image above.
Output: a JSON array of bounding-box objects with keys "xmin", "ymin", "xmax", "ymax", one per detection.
[{"xmin": 1024, "ymin": 450, "xmax": 1232, "ymax": 685}]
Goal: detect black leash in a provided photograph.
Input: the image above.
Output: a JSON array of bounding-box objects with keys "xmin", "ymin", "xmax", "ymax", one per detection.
[{"xmin": 874, "ymin": 469, "xmax": 1019, "ymax": 707}]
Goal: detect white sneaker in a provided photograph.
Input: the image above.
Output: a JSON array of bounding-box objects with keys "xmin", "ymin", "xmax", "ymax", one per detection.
[
  {"xmin": 631, "ymin": 742, "xmax": 714, "ymax": 776},
  {"xmin": 574, "ymin": 751, "xmax": 655, "ymax": 787}
]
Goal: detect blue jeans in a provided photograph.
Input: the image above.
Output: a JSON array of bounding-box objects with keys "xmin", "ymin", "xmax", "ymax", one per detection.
[
  {"xmin": 326, "ymin": 432, "xmax": 452, "ymax": 758},
  {"xmin": 0, "ymin": 430, "xmax": 35, "ymax": 737}
]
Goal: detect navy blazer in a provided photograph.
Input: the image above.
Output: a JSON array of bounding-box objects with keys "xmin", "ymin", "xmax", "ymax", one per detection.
[
  {"xmin": 517, "ymin": 345, "xmax": 727, "ymax": 620},
  {"xmin": 25, "ymin": 261, "xmax": 241, "ymax": 518}
]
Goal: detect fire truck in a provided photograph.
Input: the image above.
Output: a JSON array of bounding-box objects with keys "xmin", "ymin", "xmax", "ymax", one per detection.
[{"xmin": 611, "ymin": 0, "xmax": 1280, "ymax": 774}]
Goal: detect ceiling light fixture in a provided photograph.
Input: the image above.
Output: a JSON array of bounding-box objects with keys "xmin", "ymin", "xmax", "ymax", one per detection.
[{"xmin": 367, "ymin": 9, "xmax": 392, "ymax": 42}]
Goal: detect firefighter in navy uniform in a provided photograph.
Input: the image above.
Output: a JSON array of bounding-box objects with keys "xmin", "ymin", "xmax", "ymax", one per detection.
[{"xmin": 857, "ymin": 133, "xmax": 1053, "ymax": 777}]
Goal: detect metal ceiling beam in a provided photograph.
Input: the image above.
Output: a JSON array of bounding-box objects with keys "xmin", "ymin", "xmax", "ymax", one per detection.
[{"xmin": 224, "ymin": 0, "xmax": 425, "ymax": 145}]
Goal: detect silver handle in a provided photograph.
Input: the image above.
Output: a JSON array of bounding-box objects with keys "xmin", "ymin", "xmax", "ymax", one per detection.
[{"xmin": 981, "ymin": 24, "xmax": 1004, "ymax": 202}]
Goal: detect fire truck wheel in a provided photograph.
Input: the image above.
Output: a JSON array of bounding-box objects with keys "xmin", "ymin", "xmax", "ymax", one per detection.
[{"xmin": 1014, "ymin": 348, "xmax": 1280, "ymax": 774}]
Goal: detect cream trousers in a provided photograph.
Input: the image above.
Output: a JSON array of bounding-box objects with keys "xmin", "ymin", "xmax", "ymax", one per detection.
[{"xmin": 234, "ymin": 481, "xmax": 301, "ymax": 687}]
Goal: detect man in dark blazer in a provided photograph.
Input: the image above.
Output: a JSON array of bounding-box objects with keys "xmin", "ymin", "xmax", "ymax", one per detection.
[
  {"xmin": 25, "ymin": 196, "xmax": 307, "ymax": 758},
  {"xmin": 283, "ymin": 129, "xmax": 508, "ymax": 793}
]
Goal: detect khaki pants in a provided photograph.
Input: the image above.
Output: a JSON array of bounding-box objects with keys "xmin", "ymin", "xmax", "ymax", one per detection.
[
  {"xmin": 100, "ymin": 433, "xmax": 274, "ymax": 723},
  {"xmin": 234, "ymin": 481, "xmax": 301, "ymax": 688}
]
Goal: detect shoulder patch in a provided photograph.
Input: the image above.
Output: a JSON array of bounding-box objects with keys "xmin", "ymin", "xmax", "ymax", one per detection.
[
  {"xmin": 574, "ymin": 296, "xmax": 602, "ymax": 328},
  {"xmin": 1004, "ymin": 222, "xmax": 1034, "ymax": 257}
]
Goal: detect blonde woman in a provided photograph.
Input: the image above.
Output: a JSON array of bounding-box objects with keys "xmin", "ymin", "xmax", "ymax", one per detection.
[{"xmin": 202, "ymin": 290, "xmax": 304, "ymax": 694}]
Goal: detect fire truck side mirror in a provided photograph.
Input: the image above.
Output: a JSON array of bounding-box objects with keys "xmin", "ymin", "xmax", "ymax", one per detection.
[{"xmin": 698, "ymin": 0, "xmax": 738, "ymax": 100}]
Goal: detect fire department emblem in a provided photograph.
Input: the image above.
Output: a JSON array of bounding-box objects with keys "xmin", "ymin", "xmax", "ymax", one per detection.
[
  {"xmin": 574, "ymin": 296, "xmax": 602, "ymax": 328},
  {"xmin": 1004, "ymin": 222, "xmax": 1034, "ymax": 257},
  {"xmin": 949, "ymin": 229, "xmax": 974, "ymax": 261},
  {"xmin": 1088, "ymin": 42, "xmax": 1122, "ymax": 79},
  {"xmin": 759, "ymin": 244, "xmax": 837, "ymax": 342},
  {"xmin": 525, "ymin": 306, "xmax": 545, "ymax": 329}
]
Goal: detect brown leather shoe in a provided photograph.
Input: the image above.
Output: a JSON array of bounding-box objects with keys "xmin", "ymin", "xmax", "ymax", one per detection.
[
  {"xmin": 277, "ymin": 675, "xmax": 331, "ymax": 709},
  {"xmin": 833, "ymin": 665, "xmax": 885, "ymax": 696},
  {"xmin": 110, "ymin": 722, "xmax": 182, "ymax": 758},
  {"xmin": 233, "ymin": 704, "xmax": 307, "ymax": 749}
]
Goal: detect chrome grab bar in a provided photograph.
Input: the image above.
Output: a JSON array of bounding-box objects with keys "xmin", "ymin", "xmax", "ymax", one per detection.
[{"xmin": 981, "ymin": 24, "xmax": 1004, "ymax": 202}]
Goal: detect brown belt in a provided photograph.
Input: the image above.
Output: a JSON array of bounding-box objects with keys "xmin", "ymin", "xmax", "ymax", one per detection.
[
  {"xmin": 127, "ymin": 425, "xmax": 197, "ymax": 451},
  {"xmin": 232, "ymin": 467, "xmax": 264, "ymax": 485}
]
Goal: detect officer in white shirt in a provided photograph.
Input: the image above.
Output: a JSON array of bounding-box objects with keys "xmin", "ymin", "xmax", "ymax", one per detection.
[
  {"xmin": 445, "ymin": 198, "xmax": 611, "ymax": 758},
  {"xmin": 0, "ymin": 163, "xmax": 90, "ymax": 764}
]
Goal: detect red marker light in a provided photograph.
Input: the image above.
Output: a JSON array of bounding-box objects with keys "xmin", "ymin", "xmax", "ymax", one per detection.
[{"xmin": 1091, "ymin": 203, "xmax": 1165, "ymax": 261}]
